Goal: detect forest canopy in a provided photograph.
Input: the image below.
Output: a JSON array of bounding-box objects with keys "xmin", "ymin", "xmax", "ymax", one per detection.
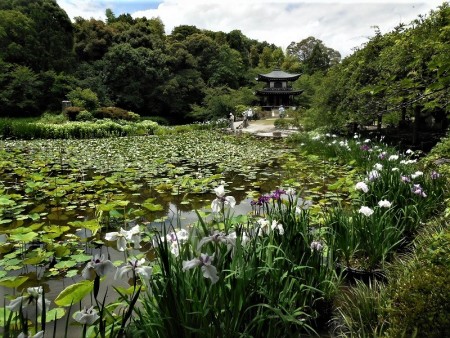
[{"xmin": 0, "ymin": 0, "xmax": 448, "ymax": 132}]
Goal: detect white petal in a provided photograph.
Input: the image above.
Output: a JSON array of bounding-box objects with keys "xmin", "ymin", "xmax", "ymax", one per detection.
[
  {"xmin": 225, "ymin": 196, "xmax": 236, "ymax": 208},
  {"xmin": 136, "ymin": 266, "xmax": 153, "ymax": 279},
  {"xmin": 105, "ymin": 232, "xmax": 119, "ymax": 241},
  {"xmin": 170, "ymin": 243, "xmax": 180, "ymax": 257},
  {"xmin": 117, "ymin": 237, "xmax": 127, "ymax": 251},
  {"xmin": 176, "ymin": 229, "xmax": 189, "ymax": 242},
  {"xmin": 211, "ymin": 199, "xmax": 221, "ymax": 213},
  {"xmin": 115, "ymin": 265, "xmax": 132, "ymax": 280},
  {"xmin": 37, "ymin": 297, "xmax": 51, "ymax": 313},
  {"xmin": 214, "ymin": 185, "xmax": 225, "ymax": 197},
  {"xmin": 129, "ymin": 225, "xmax": 140, "ymax": 234},
  {"xmin": 81, "ymin": 262, "xmax": 95, "ymax": 279},
  {"xmin": 95, "ymin": 260, "xmax": 115, "ymax": 277},
  {"xmin": 131, "ymin": 234, "xmax": 141, "ymax": 249},
  {"xmin": 6, "ymin": 296, "xmax": 25, "ymax": 312},
  {"xmin": 201, "ymin": 265, "xmax": 219, "ymax": 284},
  {"xmin": 182, "ymin": 258, "xmax": 201, "ymax": 271},
  {"xmin": 27, "ymin": 286, "xmax": 43, "ymax": 297},
  {"xmin": 33, "ymin": 331, "xmax": 45, "ymax": 338}
]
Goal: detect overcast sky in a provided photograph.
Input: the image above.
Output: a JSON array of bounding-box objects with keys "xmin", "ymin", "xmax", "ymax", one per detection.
[{"xmin": 56, "ymin": 0, "xmax": 445, "ymax": 57}]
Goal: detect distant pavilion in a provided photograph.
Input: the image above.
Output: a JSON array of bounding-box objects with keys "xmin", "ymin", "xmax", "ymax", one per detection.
[{"xmin": 256, "ymin": 69, "xmax": 303, "ymax": 110}]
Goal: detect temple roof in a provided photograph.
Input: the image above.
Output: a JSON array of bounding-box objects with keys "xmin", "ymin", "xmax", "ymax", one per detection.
[
  {"xmin": 257, "ymin": 69, "xmax": 301, "ymax": 81},
  {"xmin": 256, "ymin": 89, "xmax": 304, "ymax": 95}
]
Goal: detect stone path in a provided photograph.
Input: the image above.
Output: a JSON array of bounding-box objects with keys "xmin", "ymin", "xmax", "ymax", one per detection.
[{"xmin": 232, "ymin": 118, "xmax": 299, "ymax": 138}]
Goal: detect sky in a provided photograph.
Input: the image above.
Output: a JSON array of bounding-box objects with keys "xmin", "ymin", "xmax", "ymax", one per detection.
[{"xmin": 56, "ymin": 0, "xmax": 445, "ymax": 57}]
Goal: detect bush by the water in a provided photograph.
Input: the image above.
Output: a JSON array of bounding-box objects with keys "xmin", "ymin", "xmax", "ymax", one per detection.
[
  {"xmin": 64, "ymin": 106, "xmax": 83, "ymax": 121},
  {"xmin": 0, "ymin": 118, "xmax": 158, "ymax": 139},
  {"xmin": 94, "ymin": 106, "xmax": 140, "ymax": 121},
  {"xmin": 385, "ymin": 225, "xmax": 450, "ymax": 337},
  {"xmin": 274, "ymin": 118, "xmax": 292, "ymax": 129}
]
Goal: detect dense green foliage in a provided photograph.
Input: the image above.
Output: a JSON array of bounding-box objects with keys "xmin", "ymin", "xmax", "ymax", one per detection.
[
  {"xmin": 0, "ymin": 118, "xmax": 159, "ymax": 139},
  {"xmin": 297, "ymin": 3, "xmax": 450, "ymax": 137},
  {"xmin": 386, "ymin": 226, "xmax": 450, "ymax": 337},
  {"xmin": 0, "ymin": 1, "xmax": 447, "ymax": 132},
  {"xmin": 0, "ymin": 0, "xmax": 342, "ymax": 123}
]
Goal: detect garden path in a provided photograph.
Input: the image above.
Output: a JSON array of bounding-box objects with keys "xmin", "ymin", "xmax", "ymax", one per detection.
[{"xmin": 232, "ymin": 118, "xmax": 299, "ymax": 138}]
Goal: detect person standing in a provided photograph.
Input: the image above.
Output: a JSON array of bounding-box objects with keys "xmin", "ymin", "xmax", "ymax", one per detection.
[
  {"xmin": 279, "ymin": 105, "xmax": 285, "ymax": 118},
  {"xmin": 229, "ymin": 113, "xmax": 235, "ymax": 131},
  {"xmin": 243, "ymin": 111, "xmax": 249, "ymax": 128}
]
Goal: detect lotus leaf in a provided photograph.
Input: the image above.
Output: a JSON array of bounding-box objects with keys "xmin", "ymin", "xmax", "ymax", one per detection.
[
  {"xmin": 54, "ymin": 260, "xmax": 77, "ymax": 269},
  {"xmin": 39, "ymin": 307, "xmax": 66, "ymax": 322},
  {"xmin": 54, "ymin": 280, "xmax": 94, "ymax": 306},
  {"xmin": 0, "ymin": 275, "xmax": 29, "ymax": 288},
  {"xmin": 10, "ymin": 231, "xmax": 38, "ymax": 243}
]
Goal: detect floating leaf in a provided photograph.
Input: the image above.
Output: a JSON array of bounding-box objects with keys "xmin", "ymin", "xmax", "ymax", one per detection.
[
  {"xmin": 68, "ymin": 219, "xmax": 101, "ymax": 236},
  {"xmin": 71, "ymin": 253, "xmax": 92, "ymax": 263},
  {"xmin": 54, "ymin": 260, "xmax": 77, "ymax": 269},
  {"xmin": 54, "ymin": 280, "xmax": 94, "ymax": 306},
  {"xmin": 142, "ymin": 203, "xmax": 164, "ymax": 211},
  {"xmin": 65, "ymin": 269, "xmax": 79, "ymax": 278},
  {"xmin": 0, "ymin": 275, "xmax": 29, "ymax": 288},
  {"xmin": 10, "ymin": 231, "xmax": 38, "ymax": 243}
]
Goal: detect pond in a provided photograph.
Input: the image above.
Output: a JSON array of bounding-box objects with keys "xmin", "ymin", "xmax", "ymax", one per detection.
[{"xmin": 0, "ymin": 131, "xmax": 354, "ymax": 336}]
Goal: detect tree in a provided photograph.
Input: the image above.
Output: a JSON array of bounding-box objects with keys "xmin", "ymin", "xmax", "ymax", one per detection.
[
  {"xmin": 115, "ymin": 17, "xmax": 165, "ymax": 49},
  {"xmin": 0, "ymin": 0, "xmax": 75, "ymax": 72},
  {"xmin": 185, "ymin": 33, "xmax": 220, "ymax": 81},
  {"xmin": 0, "ymin": 10, "xmax": 40, "ymax": 68},
  {"xmin": 66, "ymin": 87, "xmax": 100, "ymax": 111},
  {"xmin": 102, "ymin": 43, "xmax": 169, "ymax": 114},
  {"xmin": 208, "ymin": 45, "xmax": 245, "ymax": 89},
  {"xmin": 287, "ymin": 36, "xmax": 341, "ymax": 74},
  {"xmin": 271, "ymin": 48, "xmax": 285, "ymax": 67},
  {"xmin": 189, "ymin": 87, "xmax": 236, "ymax": 120},
  {"xmin": 259, "ymin": 46, "xmax": 274, "ymax": 68},
  {"xmin": 171, "ymin": 25, "xmax": 201, "ymax": 41},
  {"xmin": 0, "ymin": 63, "xmax": 42, "ymax": 116},
  {"xmin": 73, "ymin": 18, "xmax": 115, "ymax": 62}
]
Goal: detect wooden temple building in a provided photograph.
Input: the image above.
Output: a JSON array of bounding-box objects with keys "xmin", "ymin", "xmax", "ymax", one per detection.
[{"xmin": 256, "ymin": 69, "xmax": 303, "ymax": 110}]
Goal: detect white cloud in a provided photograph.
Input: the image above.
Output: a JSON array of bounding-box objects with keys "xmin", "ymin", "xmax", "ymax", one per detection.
[{"xmin": 57, "ymin": 0, "xmax": 445, "ymax": 57}]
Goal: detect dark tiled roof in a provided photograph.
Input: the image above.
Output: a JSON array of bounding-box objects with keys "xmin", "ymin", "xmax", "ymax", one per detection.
[{"xmin": 256, "ymin": 89, "xmax": 303, "ymax": 95}]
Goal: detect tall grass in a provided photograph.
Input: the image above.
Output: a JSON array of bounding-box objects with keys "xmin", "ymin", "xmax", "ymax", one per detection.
[{"xmin": 0, "ymin": 118, "xmax": 159, "ymax": 139}]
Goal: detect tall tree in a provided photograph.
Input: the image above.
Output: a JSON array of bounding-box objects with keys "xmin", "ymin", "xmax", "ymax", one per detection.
[
  {"xmin": 102, "ymin": 43, "xmax": 169, "ymax": 113},
  {"xmin": 73, "ymin": 18, "xmax": 115, "ymax": 62},
  {"xmin": 287, "ymin": 36, "xmax": 341, "ymax": 74},
  {"xmin": 0, "ymin": 0, "xmax": 74, "ymax": 72},
  {"xmin": 0, "ymin": 10, "xmax": 40, "ymax": 68}
]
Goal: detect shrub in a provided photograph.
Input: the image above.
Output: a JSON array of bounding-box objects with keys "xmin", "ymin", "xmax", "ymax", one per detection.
[
  {"xmin": 94, "ymin": 107, "xmax": 140, "ymax": 121},
  {"xmin": 128, "ymin": 111, "xmax": 141, "ymax": 122},
  {"xmin": 66, "ymin": 87, "xmax": 100, "ymax": 111},
  {"xmin": 144, "ymin": 116, "xmax": 170, "ymax": 126},
  {"xmin": 64, "ymin": 106, "xmax": 82, "ymax": 121},
  {"xmin": 75, "ymin": 110, "xmax": 94, "ymax": 121},
  {"xmin": 39, "ymin": 112, "xmax": 68, "ymax": 124},
  {"xmin": 274, "ymin": 118, "xmax": 292, "ymax": 129},
  {"xmin": 386, "ymin": 226, "xmax": 450, "ymax": 338}
]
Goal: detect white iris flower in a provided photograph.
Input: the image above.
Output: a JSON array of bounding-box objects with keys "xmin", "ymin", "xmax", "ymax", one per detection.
[
  {"xmin": 74, "ymin": 306, "xmax": 100, "ymax": 325},
  {"xmin": 211, "ymin": 185, "xmax": 236, "ymax": 213},
  {"xmin": 7, "ymin": 287, "xmax": 50, "ymax": 313},
  {"xmin": 182, "ymin": 253, "xmax": 219, "ymax": 284},
  {"xmin": 82, "ymin": 254, "xmax": 115, "ymax": 279},
  {"xmin": 105, "ymin": 225, "xmax": 141, "ymax": 251},
  {"xmin": 115, "ymin": 257, "xmax": 152, "ymax": 280}
]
